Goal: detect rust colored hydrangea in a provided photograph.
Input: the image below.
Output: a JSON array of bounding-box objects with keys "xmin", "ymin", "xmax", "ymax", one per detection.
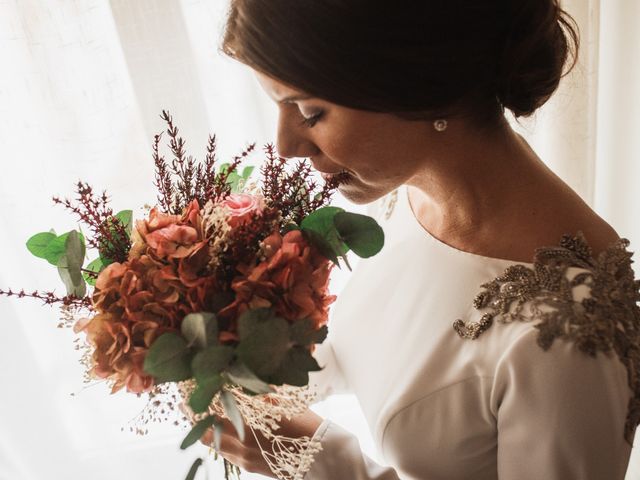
[
  {"xmin": 221, "ymin": 230, "xmax": 336, "ymax": 330},
  {"xmin": 76, "ymin": 199, "xmax": 216, "ymax": 393}
]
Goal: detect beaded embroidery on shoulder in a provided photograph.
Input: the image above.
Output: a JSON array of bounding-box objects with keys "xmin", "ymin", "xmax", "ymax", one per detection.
[{"xmin": 453, "ymin": 231, "xmax": 640, "ymax": 444}]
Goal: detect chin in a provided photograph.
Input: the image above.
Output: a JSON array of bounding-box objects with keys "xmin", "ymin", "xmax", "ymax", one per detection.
[{"xmin": 337, "ymin": 181, "xmax": 389, "ymax": 205}]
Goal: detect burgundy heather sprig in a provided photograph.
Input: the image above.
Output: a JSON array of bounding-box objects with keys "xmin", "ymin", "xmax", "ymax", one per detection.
[
  {"xmin": 152, "ymin": 130, "xmax": 175, "ymax": 213},
  {"xmin": 0, "ymin": 288, "xmax": 92, "ymax": 310},
  {"xmin": 260, "ymin": 144, "xmax": 338, "ymax": 225},
  {"xmin": 211, "ymin": 143, "xmax": 256, "ymax": 203},
  {"xmin": 52, "ymin": 181, "xmax": 131, "ymax": 264},
  {"xmin": 153, "ymin": 111, "xmax": 255, "ymax": 214},
  {"xmin": 194, "ymin": 134, "xmax": 219, "ymax": 205}
]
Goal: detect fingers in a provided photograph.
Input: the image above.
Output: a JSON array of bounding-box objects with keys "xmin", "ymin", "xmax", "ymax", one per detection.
[
  {"xmin": 199, "ymin": 418, "xmax": 253, "ymax": 456},
  {"xmin": 199, "ymin": 423, "xmax": 262, "ymax": 473}
]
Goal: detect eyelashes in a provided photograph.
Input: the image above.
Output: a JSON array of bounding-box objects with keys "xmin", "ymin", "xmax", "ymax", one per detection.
[{"xmin": 300, "ymin": 111, "xmax": 324, "ymax": 128}]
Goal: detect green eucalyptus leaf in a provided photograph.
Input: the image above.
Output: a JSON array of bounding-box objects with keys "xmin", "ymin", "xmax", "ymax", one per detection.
[
  {"xmin": 237, "ymin": 308, "xmax": 279, "ymax": 340},
  {"xmin": 226, "ymin": 362, "xmax": 274, "ymax": 394},
  {"xmin": 185, "ymin": 458, "xmax": 204, "ymax": 480},
  {"xmin": 191, "ymin": 346, "xmax": 234, "ymax": 382},
  {"xmin": 57, "ymin": 254, "xmax": 87, "ymax": 297},
  {"xmin": 189, "ymin": 375, "xmax": 224, "ymax": 414},
  {"xmin": 313, "ymin": 325, "xmax": 329, "ymax": 344},
  {"xmin": 282, "ymin": 222, "xmax": 300, "ymax": 234},
  {"xmin": 333, "ymin": 212, "xmax": 385, "ymax": 258},
  {"xmin": 181, "ymin": 312, "xmax": 219, "ymax": 349},
  {"xmin": 65, "ymin": 230, "xmax": 86, "ymax": 270},
  {"xmin": 82, "ymin": 257, "xmax": 105, "ymax": 287},
  {"xmin": 302, "ymin": 229, "xmax": 340, "ymax": 266},
  {"xmin": 55, "ymin": 231, "xmax": 87, "ymax": 297},
  {"xmin": 241, "ymin": 166, "xmax": 254, "ymax": 179},
  {"xmin": 270, "ymin": 347, "xmax": 321, "ymax": 387},
  {"xmin": 220, "ymin": 390, "xmax": 245, "ymax": 442},
  {"xmin": 226, "ymin": 172, "xmax": 242, "ymax": 193},
  {"xmin": 290, "ymin": 319, "xmax": 328, "ymax": 346},
  {"xmin": 26, "ymin": 232, "xmax": 56, "ymax": 259},
  {"xmin": 143, "ymin": 333, "xmax": 192, "ymax": 383},
  {"xmin": 99, "ymin": 253, "xmax": 114, "ymax": 267},
  {"xmin": 44, "ymin": 231, "xmax": 86, "ymax": 266},
  {"xmin": 180, "ymin": 416, "xmax": 218, "ymax": 450},
  {"xmin": 300, "ymin": 207, "xmax": 349, "ymax": 260},
  {"xmin": 301, "ymin": 206, "xmax": 345, "ymax": 229},
  {"xmin": 236, "ymin": 313, "xmax": 290, "ymax": 377},
  {"xmin": 46, "ymin": 236, "xmax": 67, "ymax": 266},
  {"xmin": 115, "ymin": 210, "xmax": 133, "ymax": 236}
]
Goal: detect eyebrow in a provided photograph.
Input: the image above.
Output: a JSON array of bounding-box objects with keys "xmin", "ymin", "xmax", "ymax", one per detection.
[{"xmin": 278, "ymin": 94, "xmax": 314, "ymax": 104}]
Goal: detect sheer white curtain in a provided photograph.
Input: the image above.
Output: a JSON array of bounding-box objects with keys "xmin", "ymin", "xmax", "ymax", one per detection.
[
  {"xmin": 0, "ymin": 2, "xmax": 279, "ymax": 479},
  {"xmin": 513, "ymin": 0, "xmax": 640, "ymax": 250},
  {"xmin": 0, "ymin": 1, "xmax": 638, "ymax": 480}
]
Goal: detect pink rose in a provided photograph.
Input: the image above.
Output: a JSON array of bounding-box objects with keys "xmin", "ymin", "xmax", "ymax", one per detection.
[{"xmin": 221, "ymin": 194, "xmax": 265, "ymax": 228}]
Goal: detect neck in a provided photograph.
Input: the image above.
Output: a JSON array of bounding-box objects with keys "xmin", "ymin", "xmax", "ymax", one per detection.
[{"xmin": 406, "ymin": 117, "xmax": 566, "ymax": 243}]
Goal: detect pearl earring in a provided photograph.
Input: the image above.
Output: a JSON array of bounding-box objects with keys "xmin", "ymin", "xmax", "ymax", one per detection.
[{"xmin": 433, "ymin": 119, "xmax": 448, "ymax": 132}]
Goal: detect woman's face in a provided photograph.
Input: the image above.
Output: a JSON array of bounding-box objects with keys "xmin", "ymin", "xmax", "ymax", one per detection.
[{"xmin": 254, "ymin": 71, "xmax": 436, "ymax": 204}]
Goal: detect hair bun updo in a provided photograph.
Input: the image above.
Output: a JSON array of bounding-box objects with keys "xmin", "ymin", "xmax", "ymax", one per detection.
[
  {"xmin": 223, "ymin": 0, "xmax": 580, "ymax": 123},
  {"xmin": 495, "ymin": 1, "xmax": 579, "ymax": 118}
]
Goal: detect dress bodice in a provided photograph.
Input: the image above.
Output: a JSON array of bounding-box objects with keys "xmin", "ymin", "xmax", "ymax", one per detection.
[{"xmin": 306, "ymin": 185, "xmax": 637, "ymax": 480}]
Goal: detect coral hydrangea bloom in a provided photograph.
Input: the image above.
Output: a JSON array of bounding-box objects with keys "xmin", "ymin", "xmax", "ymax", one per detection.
[
  {"xmin": 222, "ymin": 230, "xmax": 336, "ymax": 328},
  {"xmin": 136, "ymin": 200, "xmax": 204, "ymax": 260},
  {"xmin": 77, "ymin": 200, "xmax": 217, "ymax": 393}
]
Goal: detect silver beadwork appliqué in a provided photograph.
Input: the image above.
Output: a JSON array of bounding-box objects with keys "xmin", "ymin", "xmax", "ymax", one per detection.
[{"xmin": 453, "ymin": 231, "xmax": 640, "ymax": 444}]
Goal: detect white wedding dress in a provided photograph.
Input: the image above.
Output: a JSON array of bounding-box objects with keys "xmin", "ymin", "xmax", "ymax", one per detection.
[{"xmin": 303, "ymin": 185, "xmax": 635, "ymax": 480}]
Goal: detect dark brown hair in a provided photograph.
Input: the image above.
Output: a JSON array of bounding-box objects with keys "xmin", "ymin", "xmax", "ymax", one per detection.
[{"xmin": 221, "ymin": 0, "xmax": 579, "ymax": 124}]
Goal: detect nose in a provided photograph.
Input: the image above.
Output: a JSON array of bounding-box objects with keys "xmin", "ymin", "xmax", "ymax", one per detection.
[{"xmin": 275, "ymin": 114, "xmax": 320, "ymax": 160}]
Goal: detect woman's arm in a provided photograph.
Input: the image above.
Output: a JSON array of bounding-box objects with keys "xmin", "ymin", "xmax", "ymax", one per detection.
[
  {"xmin": 300, "ymin": 419, "xmax": 401, "ymax": 479},
  {"xmin": 493, "ymin": 329, "xmax": 632, "ymax": 480},
  {"xmin": 203, "ymin": 412, "xmax": 402, "ymax": 479}
]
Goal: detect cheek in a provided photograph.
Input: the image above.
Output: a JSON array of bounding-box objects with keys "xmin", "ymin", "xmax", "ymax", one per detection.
[
  {"xmin": 320, "ymin": 125, "xmax": 389, "ymax": 173},
  {"xmin": 314, "ymin": 111, "xmax": 420, "ymax": 192},
  {"xmin": 333, "ymin": 138, "xmax": 405, "ymax": 182}
]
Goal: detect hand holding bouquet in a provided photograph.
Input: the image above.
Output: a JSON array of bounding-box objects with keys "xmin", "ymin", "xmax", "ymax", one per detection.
[{"xmin": 1, "ymin": 111, "xmax": 384, "ymax": 480}]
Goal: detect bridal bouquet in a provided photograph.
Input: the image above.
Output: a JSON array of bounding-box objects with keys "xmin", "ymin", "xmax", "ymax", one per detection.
[{"xmin": 1, "ymin": 111, "xmax": 384, "ymax": 480}]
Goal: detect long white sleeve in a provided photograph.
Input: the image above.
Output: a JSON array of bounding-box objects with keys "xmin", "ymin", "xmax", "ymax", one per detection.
[
  {"xmin": 302, "ymin": 327, "xmax": 633, "ymax": 480},
  {"xmin": 302, "ymin": 420, "xmax": 401, "ymax": 480},
  {"xmin": 493, "ymin": 329, "xmax": 632, "ymax": 480}
]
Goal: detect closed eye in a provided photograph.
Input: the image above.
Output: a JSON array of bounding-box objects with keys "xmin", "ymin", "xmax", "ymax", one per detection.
[{"xmin": 300, "ymin": 111, "xmax": 324, "ymax": 128}]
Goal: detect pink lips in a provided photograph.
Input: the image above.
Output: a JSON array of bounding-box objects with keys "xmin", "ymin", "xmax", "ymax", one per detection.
[
  {"xmin": 310, "ymin": 160, "xmax": 352, "ymax": 182},
  {"xmin": 320, "ymin": 170, "xmax": 349, "ymax": 181}
]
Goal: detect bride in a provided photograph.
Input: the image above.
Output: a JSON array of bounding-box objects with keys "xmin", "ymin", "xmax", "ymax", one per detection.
[{"xmin": 201, "ymin": 1, "xmax": 639, "ymax": 478}]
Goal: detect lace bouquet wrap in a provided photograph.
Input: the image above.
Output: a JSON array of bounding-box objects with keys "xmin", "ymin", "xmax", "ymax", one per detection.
[{"xmin": 4, "ymin": 112, "xmax": 384, "ymax": 480}]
